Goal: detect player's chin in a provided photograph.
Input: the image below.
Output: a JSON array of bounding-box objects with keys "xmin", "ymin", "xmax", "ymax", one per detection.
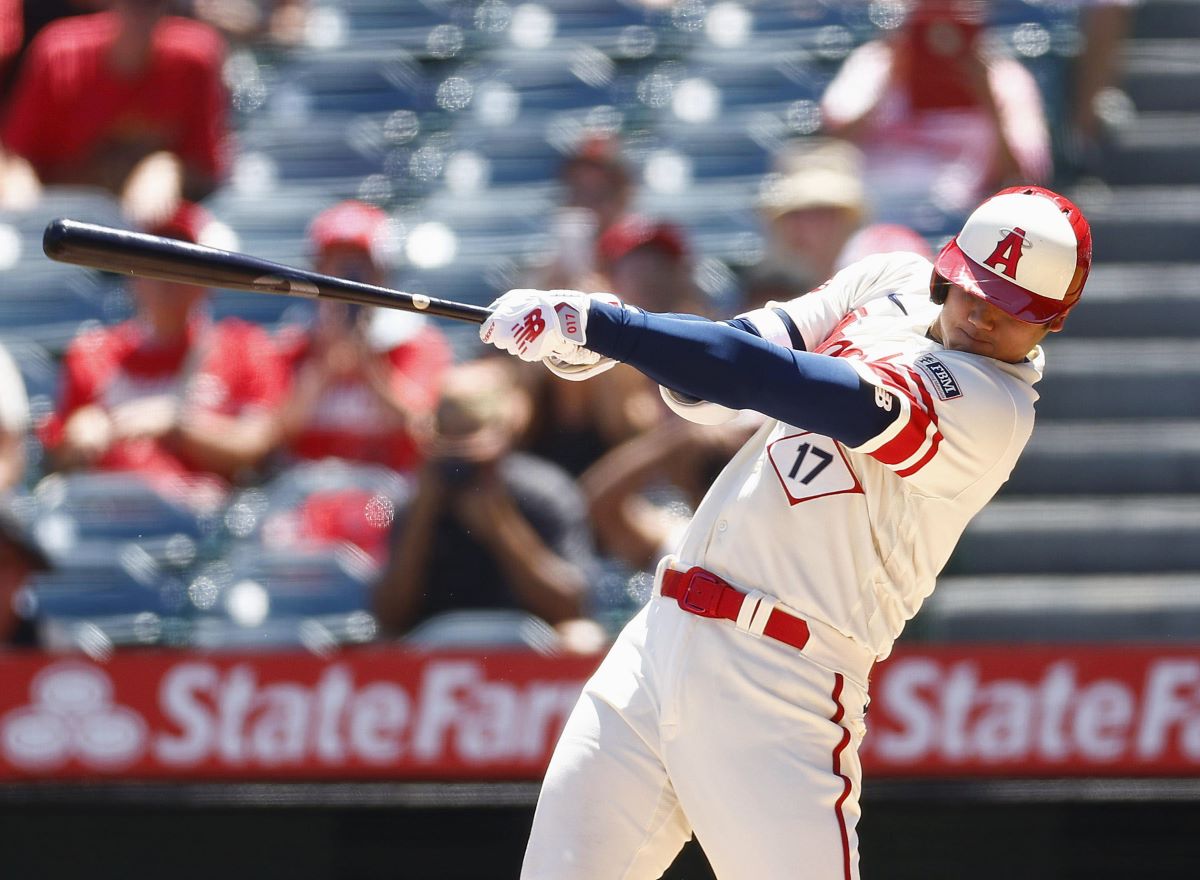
[{"xmin": 948, "ymin": 329, "xmax": 993, "ymax": 355}]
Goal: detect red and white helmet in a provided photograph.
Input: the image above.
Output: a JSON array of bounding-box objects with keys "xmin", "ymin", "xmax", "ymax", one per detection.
[{"xmin": 933, "ymin": 185, "xmax": 1092, "ymax": 324}]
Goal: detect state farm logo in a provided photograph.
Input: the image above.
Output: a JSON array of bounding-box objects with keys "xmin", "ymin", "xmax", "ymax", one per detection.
[
  {"xmin": 1, "ymin": 663, "xmax": 147, "ymax": 771},
  {"xmin": 864, "ymin": 657, "xmax": 1200, "ymax": 768}
]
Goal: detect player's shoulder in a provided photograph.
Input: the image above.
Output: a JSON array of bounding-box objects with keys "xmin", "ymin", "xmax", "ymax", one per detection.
[
  {"xmin": 839, "ymin": 252, "xmax": 934, "ymax": 306},
  {"xmin": 912, "ymin": 349, "xmax": 1038, "ymax": 425}
]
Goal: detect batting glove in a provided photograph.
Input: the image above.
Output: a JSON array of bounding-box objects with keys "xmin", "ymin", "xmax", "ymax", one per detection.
[{"xmin": 480, "ymin": 289, "xmax": 619, "ymax": 367}]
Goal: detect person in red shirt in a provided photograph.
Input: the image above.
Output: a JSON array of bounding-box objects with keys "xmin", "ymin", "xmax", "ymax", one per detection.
[
  {"xmin": 41, "ymin": 202, "xmax": 286, "ymax": 508},
  {"xmin": 0, "ymin": 0, "xmax": 229, "ymax": 222},
  {"xmin": 271, "ymin": 200, "xmax": 453, "ymax": 476}
]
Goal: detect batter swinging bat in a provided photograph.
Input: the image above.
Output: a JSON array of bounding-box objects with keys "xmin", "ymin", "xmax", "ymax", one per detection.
[{"xmin": 42, "ymin": 218, "xmax": 492, "ymax": 324}]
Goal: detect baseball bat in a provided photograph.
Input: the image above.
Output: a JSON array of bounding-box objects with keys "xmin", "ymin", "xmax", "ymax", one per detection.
[{"xmin": 42, "ymin": 218, "xmax": 491, "ymax": 324}]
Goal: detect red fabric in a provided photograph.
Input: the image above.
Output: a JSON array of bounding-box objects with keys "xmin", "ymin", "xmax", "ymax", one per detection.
[
  {"xmin": 40, "ymin": 317, "xmax": 287, "ymax": 484},
  {"xmin": 660, "ymin": 566, "xmax": 812, "ymax": 651},
  {"xmin": 0, "ymin": 12, "xmax": 228, "ymax": 181},
  {"xmin": 277, "ymin": 325, "xmax": 452, "ymax": 474},
  {"xmin": 309, "ymin": 200, "xmax": 389, "ymax": 255},
  {"xmin": 291, "ymin": 489, "xmax": 393, "ymax": 564},
  {"xmin": 0, "ymin": 0, "xmax": 20, "ymax": 60}
]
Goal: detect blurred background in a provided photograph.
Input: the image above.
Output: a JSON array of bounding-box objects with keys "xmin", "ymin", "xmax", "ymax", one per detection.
[{"xmin": 1, "ymin": 0, "xmax": 1199, "ymax": 877}]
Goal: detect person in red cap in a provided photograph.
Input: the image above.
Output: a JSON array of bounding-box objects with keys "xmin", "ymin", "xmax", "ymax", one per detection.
[
  {"xmin": 596, "ymin": 215, "xmax": 701, "ymax": 315},
  {"xmin": 479, "ymin": 184, "xmax": 1092, "ymax": 878},
  {"xmin": 270, "ymin": 200, "xmax": 452, "ymax": 478},
  {"xmin": 0, "ymin": 0, "xmax": 229, "ymax": 222},
  {"xmin": 41, "ymin": 202, "xmax": 286, "ymax": 508}
]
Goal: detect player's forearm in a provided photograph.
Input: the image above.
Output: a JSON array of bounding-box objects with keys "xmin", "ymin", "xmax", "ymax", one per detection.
[{"xmin": 585, "ymin": 303, "xmax": 891, "ymax": 446}]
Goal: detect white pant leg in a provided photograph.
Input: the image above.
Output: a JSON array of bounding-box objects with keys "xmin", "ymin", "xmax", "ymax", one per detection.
[
  {"xmin": 521, "ymin": 604, "xmax": 695, "ymax": 880},
  {"xmin": 660, "ymin": 602, "xmax": 869, "ymax": 880}
]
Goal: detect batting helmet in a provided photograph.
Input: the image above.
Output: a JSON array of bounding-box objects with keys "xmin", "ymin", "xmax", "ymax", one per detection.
[{"xmin": 933, "ymin": 185, "xmax": 1092, "ymax": 324}]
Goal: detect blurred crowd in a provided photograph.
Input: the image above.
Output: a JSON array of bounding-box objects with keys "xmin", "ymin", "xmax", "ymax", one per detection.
[{"xmin": 0, "ymin": 0, "xmax": 1136, "ymax": 655}]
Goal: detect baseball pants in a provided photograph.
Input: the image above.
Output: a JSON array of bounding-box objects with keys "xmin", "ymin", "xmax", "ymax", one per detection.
[{"xmin": 521, "ymin": 594, "xmax": 870, "ymax": 880}]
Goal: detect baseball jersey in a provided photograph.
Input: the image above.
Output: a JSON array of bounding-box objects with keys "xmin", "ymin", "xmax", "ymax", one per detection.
[{"xmin": 674, "ymin": 252, "xmax": 1041, "ymax": 660}]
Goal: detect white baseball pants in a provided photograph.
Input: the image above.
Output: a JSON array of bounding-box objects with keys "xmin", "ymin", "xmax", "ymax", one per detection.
[{"xmin": 521, "ymin": 595, "xmax": 870, "ymax": 880}]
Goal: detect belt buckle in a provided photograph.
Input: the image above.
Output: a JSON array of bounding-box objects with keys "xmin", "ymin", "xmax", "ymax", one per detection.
[{"xmin": 677, "ymin": 568, "xmax": 724, "ymax": 618}]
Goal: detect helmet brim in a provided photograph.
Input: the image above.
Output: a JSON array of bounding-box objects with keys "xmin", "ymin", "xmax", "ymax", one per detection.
[{"xmin": 934, "ymin": 239, "xmax": 1069, "ymax": 325}]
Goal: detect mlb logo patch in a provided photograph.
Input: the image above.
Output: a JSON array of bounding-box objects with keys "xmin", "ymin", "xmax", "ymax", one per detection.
[{"xmin": 915, "ymin": 353, "xmax": 962, "ymax": 400}]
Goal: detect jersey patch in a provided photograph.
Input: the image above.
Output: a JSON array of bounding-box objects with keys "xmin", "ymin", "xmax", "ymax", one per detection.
[
  {"xmin": 914, "ymin": 354, "xmax": 962, "ymax": 401},
  {"xmin": 767, "ymin": 432, "xmax": 864, "ymax": 505}
]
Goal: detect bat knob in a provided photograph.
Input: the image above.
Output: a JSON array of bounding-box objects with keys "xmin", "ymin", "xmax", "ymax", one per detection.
[{"xmin": 42, "ymin": 218, "xmax": 75, "ymax": 260}]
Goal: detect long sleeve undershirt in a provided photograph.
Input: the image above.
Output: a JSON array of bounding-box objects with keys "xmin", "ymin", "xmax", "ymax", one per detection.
[{"xmin": 584, "ymin": 302, "xmax": 897, "ymax": 448}]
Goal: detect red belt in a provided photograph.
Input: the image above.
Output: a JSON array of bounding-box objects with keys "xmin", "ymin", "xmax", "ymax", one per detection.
[{"xmin": 660, "ymin": 566, "xmax": 810, "ymax": 651}]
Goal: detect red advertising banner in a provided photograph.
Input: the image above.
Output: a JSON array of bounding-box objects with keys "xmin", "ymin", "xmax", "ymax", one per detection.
[
  {"xmin": 0, "ymin": 649, "xmax": 598, "ymax": 781},
  {"xmin": 861, "ymin": 646, "xmax": 1200, "ymax": 777},
  {"xmin": 2, "ymin": 645, "xmax": 1199, "ymax": 781}
]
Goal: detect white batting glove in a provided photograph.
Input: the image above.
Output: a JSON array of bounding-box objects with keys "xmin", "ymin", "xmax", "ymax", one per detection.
[{"xmin": 480, "ymin": 289, "xmax": 620, "ymax": 366}]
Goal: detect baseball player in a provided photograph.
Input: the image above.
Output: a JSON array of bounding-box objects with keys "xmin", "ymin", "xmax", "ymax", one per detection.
[{"xmin": 480, "ymin": 185, "xmax": 1091, "ymax": 879}]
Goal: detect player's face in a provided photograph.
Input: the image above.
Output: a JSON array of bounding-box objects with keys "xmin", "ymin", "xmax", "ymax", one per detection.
[{"xmin": 933, "ymin": 284, "xmax": 1065, "ymax": 363}]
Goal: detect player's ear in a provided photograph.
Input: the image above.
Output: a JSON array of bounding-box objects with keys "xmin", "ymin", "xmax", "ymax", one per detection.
[{"xmin": 1046, "ymin": 313, "xmax": 1068, "ymax": 333}]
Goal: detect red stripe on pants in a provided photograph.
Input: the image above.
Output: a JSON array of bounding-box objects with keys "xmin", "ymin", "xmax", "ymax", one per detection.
[{"xmin": 830, "ymin": 673, "xmax": 853, "ymax": 880}]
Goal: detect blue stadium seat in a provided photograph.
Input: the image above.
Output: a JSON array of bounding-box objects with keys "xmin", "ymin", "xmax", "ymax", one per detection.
[
  {"xmin": 403, "ymin": 608, "xmax": 562, "ymax": 653},
  {"xmin": 25, "ymin": 541, "xmax": 183, "ymax": 619},
  {"xmin": 187, "ymin": 545, "xmax": 377, "ymax": 621},
  {"xmin": 31, "ymin": 473, "xmax": 223, "ymax": 564}
]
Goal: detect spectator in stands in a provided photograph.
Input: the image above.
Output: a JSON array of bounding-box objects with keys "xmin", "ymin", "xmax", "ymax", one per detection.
[
  {"xmin": 40, "ymin": 202, "xmax": 286, "ymax": 509},
  {"xmin": 0, "ymin": 0, "xmax": 230, "ymax": 223},
  {"xmin": 374, "ymin": 359, "xmax": 605, "ymax": 653},
  {"xmin": 821, "ymin": 0, "xmax": 1051, "ymax": 221},
  {"xmin": 596, "ymin": 215, "xmax": 702, "ymax": 315},
  {"xmin": 0, "ymin": 339, "xmax": 29, "ymax": 494},
  {"xmin": 187, "ymin": 0, "xmax": 311, "ymax": 47},
  {"xmin": 750, "ymin": 139, "xmax": 931, "ymax": 307},
  {"xmin": 0, "ymin": 498, "xmax": 47, "ymax": 648},
  {"xmin": 738, "ymin": 261, "xmax": 815, "ymax": 312},
  {"xmin": 755, "ymin": 138, "xmax": 869, "ymax": 294},
  {"xmin": 271, "ymin": 200, "xmax": 452, "ymax": 476},
  {"xmin": 533, "ymin": 133, "xmax": 636, "ymax": 291},
  {"xmin": 833, "ymin": 221, "xmax": 933, "ymax": 273},
  {"xmin": 520, "ymin": 217, "xmax": 693, "ymax": 477}
]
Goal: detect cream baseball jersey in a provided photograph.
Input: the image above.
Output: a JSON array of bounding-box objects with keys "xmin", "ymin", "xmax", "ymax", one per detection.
[{"xmin": 672, "ymin": 252, "xmax": 1042, "ymax": 659}]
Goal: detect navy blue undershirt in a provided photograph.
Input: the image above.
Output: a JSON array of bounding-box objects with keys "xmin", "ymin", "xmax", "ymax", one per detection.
[{"xmin": 584, "ymin": 302, "xmax": 898, "ymax": 448}]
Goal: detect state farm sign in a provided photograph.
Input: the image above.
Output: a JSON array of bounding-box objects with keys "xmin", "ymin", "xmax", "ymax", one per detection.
[
  {"xmin": 862, "ymin": 647, "xmax": 1200, "ymax": 776},
  {"xmin": 0, "ymin": 650, "xmax": 597, "ymax": 780},
  {"xmin": 3, "ymin": 646, "xmax": 1200, "ymax": 781}
]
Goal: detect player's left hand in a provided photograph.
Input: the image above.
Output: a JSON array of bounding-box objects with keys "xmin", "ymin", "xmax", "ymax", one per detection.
[{"xmin": 480, "ymin": 289, "xmax": 615, "ymax": 364}]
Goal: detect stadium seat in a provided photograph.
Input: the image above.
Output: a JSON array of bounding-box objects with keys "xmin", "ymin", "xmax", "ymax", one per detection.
[{"xmin": 403, "ymin": 608, "xmax": 562, "ymax": 654}]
